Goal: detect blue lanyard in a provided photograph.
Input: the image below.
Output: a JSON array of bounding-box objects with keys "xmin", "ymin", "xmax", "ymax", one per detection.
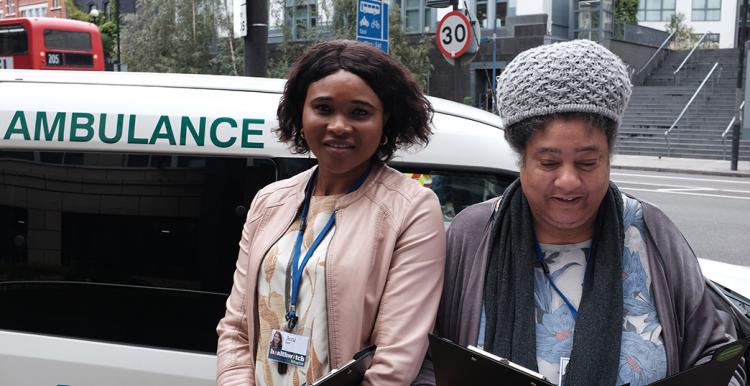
[
  {"xmin": 285, "ymin": 165, "xmax": 371, "ymax": 331},
  {"xmin": 534, "ymin": 241, "xmax": 589, "ymax": 321}
]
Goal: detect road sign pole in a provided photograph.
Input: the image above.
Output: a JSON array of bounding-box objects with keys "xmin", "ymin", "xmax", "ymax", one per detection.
[
  {"xmin": 245, "ymin": 0, "xmax": 268, "ymax": 77},
  {"xmin": 492, "ymin": 31, "xmax": 497, "ymax": 113}
]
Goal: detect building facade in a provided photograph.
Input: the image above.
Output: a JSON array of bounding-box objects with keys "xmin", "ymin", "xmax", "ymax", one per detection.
[
  {"xmin": 72, "ymin": 0, "xmax": 136, "ymax": 16},
  {"xmin": 0, "ymin": 0, "xmax": 136, "ymax": 19},
  {"xmin": 267, "ymin": 0, "xmax": 555, "ymax": 108},
  {"xmin": 637, "ymin": 0, "xmax": 738, "ymax": 48},
  {"xmin": 1, "ymin": 0, "xmax": 66, "ymax": 19}
]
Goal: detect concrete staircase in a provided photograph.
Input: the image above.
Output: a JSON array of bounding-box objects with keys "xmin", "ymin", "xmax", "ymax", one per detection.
[{"xmin": 618, "ymin": 48, "xmax": 750, "ymax": 161}]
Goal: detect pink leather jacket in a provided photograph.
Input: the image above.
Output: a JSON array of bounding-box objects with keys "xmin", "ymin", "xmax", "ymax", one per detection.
[{"xmin": 216, "ymin": 163, "xmax": 446, "ymax": 386}]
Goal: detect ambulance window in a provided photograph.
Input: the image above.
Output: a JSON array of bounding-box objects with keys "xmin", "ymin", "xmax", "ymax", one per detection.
[
  {"xmin": 401, "ymin": 169, "xmax": 514, "ymax": 224},
  {"xmin": 0, "ymin": 151, "xmax": 279, "ymax": 353},
  {"xmin": 36, "ymin": 151, "xmax": 84, "ymax": 165},
  {"xmin": 0, "ymin": 151, "xmax": 34, "ymax": 161}
]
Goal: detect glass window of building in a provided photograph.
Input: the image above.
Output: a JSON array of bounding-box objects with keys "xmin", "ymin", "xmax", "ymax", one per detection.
[
  {"xmin": 496, "ymin": 0, "xmax": 508, "ymax": 27},
  {"xmin": 637, "ymin": 0, "xmax": 676, "ymax": 22},
  {"xmin": 20, "ymin": 3, "xmax": 47, "ymax": 17},
  {"xmin": 477, "ymin": 0, "xmax": 488, "ymax": 28},
  {"xmin": 423, "ymin": 6, "xmax": 434, "ymax": 32},
  {"xmin": 693, "ymin": 31, "xmax": 720, "ymax": 44},
  {"xmin": 692, "ymin": 0, "xmax": 721, "ymax": 21},
  {"xmin": 404, "ymin": 0, "xmax": 420, "ymax": 32},
  {"xmin": 288, "ymin": 1, "xmax": 317, "ymax": 40},
  {"xmin": 402, "ymin": 0, "xmax": 433, "ymax": 33}
]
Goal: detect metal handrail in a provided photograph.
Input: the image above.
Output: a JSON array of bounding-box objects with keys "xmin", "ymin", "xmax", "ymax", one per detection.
[
  {"xmin": 722, "ymin": 101, "xmax": 745, "ymax": 160},
  {"xmin": 637, "ymin": 31, "xmax": 675, "ymax": 75},
  {"xmin": 664, "ymin": 62, "xmax": 719, "ymax": 156},
  {"xmin": 673, "ymin": 32, "xmax": 708, "ymax": 76}
]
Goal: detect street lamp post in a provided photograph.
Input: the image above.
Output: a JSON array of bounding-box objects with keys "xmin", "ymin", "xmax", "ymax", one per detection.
[{"xmin": 89, "ymin": 7, "xmax": 100, "ymax": 20}]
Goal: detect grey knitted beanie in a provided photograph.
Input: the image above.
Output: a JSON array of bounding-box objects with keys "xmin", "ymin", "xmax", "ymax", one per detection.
[{"xmin": 496, "ymin": 39, "xmax": 632, "ymax": 127}]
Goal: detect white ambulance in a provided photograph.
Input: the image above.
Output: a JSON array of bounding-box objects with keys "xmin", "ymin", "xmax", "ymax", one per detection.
[{"xmin": 0, "ymin": 69, "xmax": 518, "ymax": 385}]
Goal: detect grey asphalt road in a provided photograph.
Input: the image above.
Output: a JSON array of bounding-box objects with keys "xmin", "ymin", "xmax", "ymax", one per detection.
[{"xmin": 612, "ymin": 170, "xmax": 750, "ymax": 267}]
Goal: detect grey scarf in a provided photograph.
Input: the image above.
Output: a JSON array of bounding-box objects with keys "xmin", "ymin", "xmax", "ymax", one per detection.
[{"xmin": 483, "ymin": 179, "xmax": 624, "ymax": 386}]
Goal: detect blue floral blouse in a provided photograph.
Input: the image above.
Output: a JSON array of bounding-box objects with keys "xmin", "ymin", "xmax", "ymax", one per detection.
[{"xmin": 478, "ymin": 194, "xmax": 667, "ymax": 385}]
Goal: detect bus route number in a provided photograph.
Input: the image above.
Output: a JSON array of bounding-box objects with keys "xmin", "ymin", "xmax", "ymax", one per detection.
[{"xmin": 46, "ymin": 52, "xmax": 62, "ymax": 66}]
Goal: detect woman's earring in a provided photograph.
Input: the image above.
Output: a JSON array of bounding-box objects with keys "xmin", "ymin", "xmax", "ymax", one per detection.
[
  {"xmin": 380, "ymin": 136, "xmax": 388, "ymax": 146},
  {"xmin": 300, "ymin": 130, "xmax": 306, "ymax": 140}
]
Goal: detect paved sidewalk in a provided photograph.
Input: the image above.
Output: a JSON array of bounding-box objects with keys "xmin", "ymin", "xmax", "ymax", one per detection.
[{"xmin": 612, "ymin": 154, "xmax": 750, "ymax": 177}]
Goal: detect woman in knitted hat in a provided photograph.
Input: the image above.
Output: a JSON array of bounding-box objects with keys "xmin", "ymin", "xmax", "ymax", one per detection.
[{"xmin": 414, "ymin": 40, "xmax": 745, "ymax": 386}]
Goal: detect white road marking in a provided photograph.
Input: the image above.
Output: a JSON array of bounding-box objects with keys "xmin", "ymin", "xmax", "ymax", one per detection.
[
  {"xmin": 612, "ymin": 172, "xmax": 750, "ymax": 185},
  {"xmin": 658, "ymin": 188, "xmax": 711, "ymax": 193},
  {"xmin": 620, "ymin": 187, "xmax": 750, "ymax": 200}
]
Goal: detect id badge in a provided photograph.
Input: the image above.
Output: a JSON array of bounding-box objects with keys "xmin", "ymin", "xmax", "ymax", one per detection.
[
  {"xmin": 558, "ymin": 356, "xmax": 570, "ymax": 386},
  {"xmin": 268, "ymin": 329, "xmax": 310, "ymax": 367}
]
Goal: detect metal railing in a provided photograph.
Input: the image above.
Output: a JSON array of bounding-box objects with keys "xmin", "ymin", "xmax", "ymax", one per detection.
[
  {"xmin": 664, "ymin": 62, "xmax": 720, "ymax": 156},
  {"xmin": 722, "ymin": 101, "xmax": 745, "ymax": 160},
  {"xmin": 636, "ymin": 31, "xmax": 675, "ymax": 75},
  {"xmin": 673, "ymin": 32, "xmax": 708, "ymax": 76}
]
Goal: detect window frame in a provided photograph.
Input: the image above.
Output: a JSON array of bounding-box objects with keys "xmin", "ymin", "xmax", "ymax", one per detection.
[
  {"xmin": 637, "ymin": 0, "xmax": 676, "ymax": 22},
  {"xmin": 286, "ymin": 0, "xmax": 317, "ymax": 41},
  {"xmin": 402, "ymin": 0, "xmax": 435, "ymax": 34},
  {"xmin": 692, "ymin": 0, "xmax": 721, "ymax": 21}
]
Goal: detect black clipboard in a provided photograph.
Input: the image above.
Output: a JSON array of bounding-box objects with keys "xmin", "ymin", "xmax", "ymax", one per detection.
[
  {"xmin": 429, "ymin": 334, "xmax": 554, "ymax": 386},
  {"xmin": 643, "ymin": 337, "xmax": 749, "ymax": 386},
  {"xmin": 308, "ymin": 345, "xmax": 376, "ymax": 386}
]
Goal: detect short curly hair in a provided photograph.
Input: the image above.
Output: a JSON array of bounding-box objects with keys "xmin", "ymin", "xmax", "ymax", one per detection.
[
  {"xmin": 276, "ymin": 40, "xmax": 433, "ymax": 161},
  {"xmin": 505, "ymin": 112, "xmax": 617, "ymax": 166}
]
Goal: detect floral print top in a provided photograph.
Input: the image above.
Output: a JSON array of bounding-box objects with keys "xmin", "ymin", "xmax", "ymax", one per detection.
[
  {"xmin": 254, "ymin": 195, "xmax": 338, "ymax": 386},
  {"xmin": 533, "ymin": 194, "xmax": 667, "ymax": 385},
  {"xmin": 478, "ymin": 194, "xmax": 667, "ymax": 386}
]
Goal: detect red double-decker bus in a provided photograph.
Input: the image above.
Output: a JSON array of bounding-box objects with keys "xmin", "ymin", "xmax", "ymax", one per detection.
[{"xmin": 0, "ymin": 17, "xmax": 104, "ymax": 71}]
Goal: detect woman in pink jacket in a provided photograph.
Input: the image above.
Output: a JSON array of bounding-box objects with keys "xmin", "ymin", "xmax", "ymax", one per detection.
[{"xmin": 216, "ymin": 40, "xmax": 446, "ymax": 386}]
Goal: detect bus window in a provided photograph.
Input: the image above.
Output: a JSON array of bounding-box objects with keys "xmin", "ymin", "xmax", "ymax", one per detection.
[
  {"xmin": 0, "ymin": 25, "xmax": 28, "ymax": 55},
  {"xmin": 44, "ymin": 29, "xmax": 92, "ymax": 50}
]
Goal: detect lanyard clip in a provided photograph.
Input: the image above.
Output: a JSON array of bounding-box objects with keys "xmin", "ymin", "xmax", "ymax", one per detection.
[{"xmin": 285, "ymin": 310, "xmax": 298, "ymax": 331}]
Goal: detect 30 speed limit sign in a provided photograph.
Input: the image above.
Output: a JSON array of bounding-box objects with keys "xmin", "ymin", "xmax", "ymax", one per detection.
[{"xmin": 436, "ymin": 10, "xmax": 472, "ymax": 59}]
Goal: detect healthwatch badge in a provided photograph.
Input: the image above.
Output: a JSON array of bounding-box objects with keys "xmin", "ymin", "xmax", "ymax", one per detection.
[{"xmin": 268, "ymin": 329, "xmax": 310, "ymax": 367}]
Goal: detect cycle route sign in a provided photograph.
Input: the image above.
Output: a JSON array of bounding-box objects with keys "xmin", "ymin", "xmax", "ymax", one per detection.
[{"xmin": 356, "ymin": 0, "xmax": 389, "ymax": 53}]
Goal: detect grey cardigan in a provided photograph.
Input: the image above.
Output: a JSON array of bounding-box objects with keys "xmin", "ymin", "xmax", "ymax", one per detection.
[{"xmin": 413, "ymin": 196, "xmax": 746, "ymax": 386}]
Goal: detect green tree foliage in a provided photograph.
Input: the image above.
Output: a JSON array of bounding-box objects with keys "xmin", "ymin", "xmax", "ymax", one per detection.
[
  {"xmin": 666, "ymin": 12, "xmax": 697, "ymax": 50},
  {"xmin": 65, "ymin": 0, "xmax": 118, "ymax": 63},
  {"xmin": 614, "ymin": 0, "xmax": 639, "ymax": 24},
  {"xmin": 120, "ymin": 0, "xmax": 242, "ymax": 74},
  {"xmin": 388, "ymin": 4, "xmax": 433, "ymax": 89},
  {"xmin": 211, "ymin": 0, "xmax": 244, "ymax": 75},
  {"xmin": 267, "ymin": 0, "xmax": 324, "ymax": 78},
  {"xmin": 330, "ymin": 0, "xmax": 357, "ymax": 38},
  {"xmin": 268, "ymin": 0, "xmax": 433, "ymax": 89}
]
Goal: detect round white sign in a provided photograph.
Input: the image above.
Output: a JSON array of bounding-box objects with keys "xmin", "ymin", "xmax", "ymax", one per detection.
[{"xmin": 436, "ymin": 10, "xmax": 472, "ymax": 59}]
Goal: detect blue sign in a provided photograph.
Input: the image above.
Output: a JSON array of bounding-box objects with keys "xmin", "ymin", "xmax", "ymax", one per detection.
[{"xmin": 356, "ymin": 0, "xmax": 389, "ymax": 53}]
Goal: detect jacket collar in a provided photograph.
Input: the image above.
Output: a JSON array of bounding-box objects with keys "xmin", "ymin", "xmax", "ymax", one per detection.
[{"xmin": 282, "ymin": 162, "xmax": 387, "ymax": 210}]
